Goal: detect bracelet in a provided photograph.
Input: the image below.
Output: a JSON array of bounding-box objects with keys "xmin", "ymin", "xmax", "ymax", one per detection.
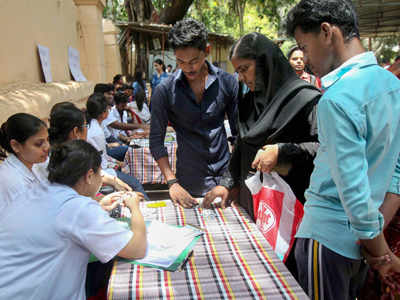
[{"xmin": 366, "ymin": 253, "xmax": 392, "ymax": 267}]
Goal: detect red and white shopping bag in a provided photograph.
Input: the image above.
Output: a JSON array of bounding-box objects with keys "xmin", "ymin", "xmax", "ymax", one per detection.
[{"xmin": 245, "ymin": 171, "xmax": 304, "ymax": 262}]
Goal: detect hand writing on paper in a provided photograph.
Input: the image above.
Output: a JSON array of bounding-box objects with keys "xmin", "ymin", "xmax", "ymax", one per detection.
[
  {"xmin": 169, "ymin": 183, "xmax": 198, "ymax": 208},
  {"xmin": 98, "ymin": 192, "xmax": 121, "ymax": 211},
  {"xmin": 123, "ymin": 192, "xmax": 145, "ymax": 211},
  {"xmin": 252, "ymin": 144, "xmax": 279, "ymax": 173}
]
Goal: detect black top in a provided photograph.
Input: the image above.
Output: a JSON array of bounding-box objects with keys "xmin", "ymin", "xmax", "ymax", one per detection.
[
  {"xmin": 150, "ymin": 61, "xmax": 238, "ymax": 196},
  {"xmin": 220, "ymin": 33, "xmax": 321, "ymax": 207}
]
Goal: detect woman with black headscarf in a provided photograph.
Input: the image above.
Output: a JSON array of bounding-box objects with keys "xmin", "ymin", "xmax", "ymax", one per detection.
[
  {"xmin": 203, "ymin": 31, "xmax": 321, "ymax": 277},
  {"xmin": 204, "ymin": 32, "xmax": 320, "ymax": 211}
]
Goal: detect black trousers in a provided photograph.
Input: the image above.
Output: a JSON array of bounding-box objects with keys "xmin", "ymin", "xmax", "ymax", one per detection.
[{"xmin": 295, "ymin": 238, "xmax": 369, "ymax": 300}]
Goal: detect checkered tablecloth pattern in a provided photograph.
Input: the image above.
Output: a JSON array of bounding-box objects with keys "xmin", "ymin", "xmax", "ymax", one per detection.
[
  {"xmin": 107, "ymin": 200, "xmax": 308, "ymax": 300},
  {"xmin": 122, "ymin": 140, "xmax": 177, "ymax": 185}
]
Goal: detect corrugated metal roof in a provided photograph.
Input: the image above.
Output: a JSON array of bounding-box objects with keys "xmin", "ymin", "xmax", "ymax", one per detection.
[{"xmin": 353, "ymin": 0, "xmax": 400, "ymax": 37}]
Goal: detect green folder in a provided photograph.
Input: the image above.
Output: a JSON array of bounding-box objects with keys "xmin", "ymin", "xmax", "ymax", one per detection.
[{"xmin": 89, "ymin": 219, "xmax": 203, "ymax": 272}]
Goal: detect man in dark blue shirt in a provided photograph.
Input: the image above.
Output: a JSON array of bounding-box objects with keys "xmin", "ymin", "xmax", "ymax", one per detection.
[{"xmin": 150, "ymin": 18, "xmax": 238, "ymax": 208}]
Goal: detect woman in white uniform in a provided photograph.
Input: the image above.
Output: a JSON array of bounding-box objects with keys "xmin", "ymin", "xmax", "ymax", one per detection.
[
  {"xmin": 0, "ymin": 113, "xmax": 50, "ymax": 211},
  {"xmin": 0, "ymin": 139, "xmax": 147, "ymax": 300},
  {"xmin": 86, "ymin": 93, "xmax": 149, "ymax": 199}
]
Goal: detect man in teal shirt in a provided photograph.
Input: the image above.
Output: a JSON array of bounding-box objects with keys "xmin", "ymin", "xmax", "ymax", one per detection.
[{"xmin": 286, "ymin": 0, "xmax": 400, "ymax": 299}]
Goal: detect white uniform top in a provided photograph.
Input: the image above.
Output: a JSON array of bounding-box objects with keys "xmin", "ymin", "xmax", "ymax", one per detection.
[
  {"xmin": 127, "ymin": 101, "xmax": 151, "ymax": 124},
  {"xmin": 104, "ymin": 106, "xmax": 128, "ymax": 139},
  {"xmin": 87, "ymin": 118, "xmax": 117, "ymax": 177},
  {"xmin": 0, "ymin": 154, "xmax": 43, "ymax": 211},
  {"xmin": 0, "ymin": 183, "xmax": 133, "ymax": 300},
  {"xmin": 32, "ymin": 157, "xmax": 50, "ymax": 185}
]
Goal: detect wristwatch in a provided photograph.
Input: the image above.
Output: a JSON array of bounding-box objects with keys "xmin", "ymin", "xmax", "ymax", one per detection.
[{"xmin": 167, "ymin": 178, "xmax": 179, "ymax": 188}]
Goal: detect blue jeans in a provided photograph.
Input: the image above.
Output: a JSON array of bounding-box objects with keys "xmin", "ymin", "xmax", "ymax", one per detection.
[
  {"xmin": 107, "ymin": 145, "xmax": 128, "ymax": 162},
  {"xmin": 116, "ymin": 170, "xmax": 149, "ymax": 200}
]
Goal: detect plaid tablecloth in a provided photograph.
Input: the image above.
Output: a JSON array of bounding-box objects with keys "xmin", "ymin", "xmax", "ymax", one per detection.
[
  {"xmin": 122, "ymin": 140, "xmax": 177, "ymax": 185},
  {"xmin": 107, "ymin": 201, "xmax": 308, "ymax": 300}
]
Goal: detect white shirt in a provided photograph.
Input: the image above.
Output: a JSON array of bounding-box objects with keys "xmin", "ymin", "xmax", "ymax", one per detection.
[
  {"xmin": 0, "ymin": 154, "xmax": 43, "ymax": 211},
  {"xmin": 104, "ymin": 106, "xmax": 128, "ymax": 139},
  {"xmin": 127, "ymin": 101, "xmax": 151, "ymax": 124},
  {"xmin": 87, "ymin": 118, "xmax": 117, "ymax": 177},
  {"xmin": 0, "ymin": 183, "xmax": 133, "ymax": 300}
]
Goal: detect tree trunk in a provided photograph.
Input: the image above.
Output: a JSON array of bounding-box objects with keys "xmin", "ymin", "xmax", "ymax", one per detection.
[{"xmin": 159, "ymin": 0, "xmax": 194, "ymax": 24}]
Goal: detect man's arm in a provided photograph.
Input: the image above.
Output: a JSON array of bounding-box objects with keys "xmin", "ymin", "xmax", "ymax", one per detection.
[
  {"xmin": 319, "ymin": 98, "xmax": 400, "ymax": 274},
  {"xmin": 149, "ymin": 85, "xmax": 197, "ymax": 208},
  {"xmin": 109, "ymin": 120, "xmax": 148, "ymax": 131}
]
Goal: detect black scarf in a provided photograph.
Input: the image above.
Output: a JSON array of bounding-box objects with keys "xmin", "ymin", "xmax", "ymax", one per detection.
[{"xmin": 238, "ymin": 33, "xmax": 320, "ymax": 147}]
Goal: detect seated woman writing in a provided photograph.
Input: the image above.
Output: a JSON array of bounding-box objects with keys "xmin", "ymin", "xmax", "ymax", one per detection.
[{"xmin": 0, "ymin": 139, "xmax": 146, "ymax": 300}]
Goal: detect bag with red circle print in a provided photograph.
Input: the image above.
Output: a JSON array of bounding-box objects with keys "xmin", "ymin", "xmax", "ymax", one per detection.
[{"xmin": 245, "ymin": 171, "xmax": 304, "ymax": 262}]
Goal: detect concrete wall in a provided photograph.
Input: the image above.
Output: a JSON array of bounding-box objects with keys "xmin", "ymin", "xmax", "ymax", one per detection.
[
  {"xmin": 75, "ymin": 0, "xmax": 106, "ymax": 83},
  {"xmin": 103, "ymin": 19, "xmax": 122, "ymax": 83},
  {"xmin": 0, "ymin": 0, "xmax": 79, "ymax": 85},
  {"xmin": 0, "ymin": 0, "xmax": 105, "ymax": 123}
]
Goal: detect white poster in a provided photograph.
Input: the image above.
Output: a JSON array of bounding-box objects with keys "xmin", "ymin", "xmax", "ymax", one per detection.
[
  {"xmin": 37, "ymin": 44, "xmax": 52, "ymax": 83},
  {"xmin": 68, "ymin": 46, "xmax": 87, "ymax": 81}
]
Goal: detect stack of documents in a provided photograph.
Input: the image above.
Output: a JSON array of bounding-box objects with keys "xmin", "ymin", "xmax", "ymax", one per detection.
[{"xmin": 132, "ymin": 220, "xmax": 204, "ymax": 271}]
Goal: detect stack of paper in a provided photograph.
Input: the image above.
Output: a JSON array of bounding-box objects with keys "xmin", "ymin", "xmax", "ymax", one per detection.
[{"xmin": 134, "ymin": 220, "xmax": 204, "ymax": 269}]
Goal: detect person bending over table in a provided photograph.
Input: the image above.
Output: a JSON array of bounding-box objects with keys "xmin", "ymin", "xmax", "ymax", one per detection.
[
  {"xmin": 0, "ymin": 139, "xmax": 146, "ymax": 300},
  {"xmin": 86, "ymin": 93, "xmax": 150, "ymax": 200},
  {"xmin": 104, "ymin": 92, "xmax": 149, "ymax": 145},
  {"xmin": 202, "ymin": 33, "xmax": 321, "ymax": 278},
  {"xmin": 94, "ymin": 83, "xmax": 129, "ymax": 161},
  {"xmin": 0, "ymin": 113, "xmax": 50, "ymax": 211},
  {"xmin": 150, "ymin": 18, "xmax": 238, "ymax": 208}
]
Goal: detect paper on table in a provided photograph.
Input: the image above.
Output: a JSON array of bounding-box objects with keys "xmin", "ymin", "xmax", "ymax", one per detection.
[{"xmin": 134, "ymin": 220, "xmax": 204, "ymax": 268}]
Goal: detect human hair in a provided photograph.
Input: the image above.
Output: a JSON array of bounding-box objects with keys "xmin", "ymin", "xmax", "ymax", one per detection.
[
  {"xmin": 167, "ymin": 64, "xmax": 172, "ymax": 69},
  {"xmin": 114, "ymin": 92, "xmax": 129, "ymax": 105},
  {"xmin": 0, "ymin": 113, "xmax": 46, "ymax": 156},
  {"xmin": 285, "ymin": 0, "xmax": 360, "ymax": 41},
  {"xmin": 168, "ymin": 18, "xmax": 208, "ymax": 51},
  {"xmin": 113, "ymin": 74, "xmax": 123, "ymax": 85},
  {"xmin": 48, "ymin": 102, "xmax": 85, "ymax": 145},
  {"xmin": 48, "ymin": 139, "xmax": 101, "ymax": 187},
  {"xmin": 86, "ymin": 93, "xmax": 108, "ymax": 124},
  {"xmin": 287, "ymin": 46, "xmax": 301, "ymax": 60},
  {"xmin": 135, "ymin": 87, "xmax": 146, "ymax": 112},
  {"xmin": 229, "ymin": 32, "xmax": 259, "ymax": 61},
  {"xmin": 395, "ymin": 56, "xmax": 400, "ymax": 62},
  {"xmin": 154, "ymin": 59, "xmax": 166, "ymax": 72},
  {"xmin": 117, "ymin": 84, "xmax": 133, "ymax": 92},
  {"xmin": 94, "ymin": 83, "xmax": 114, "ymax": 94},
  {"xmin": 134, "ymin": 71, "xmax": 146, "ymax": 90}
]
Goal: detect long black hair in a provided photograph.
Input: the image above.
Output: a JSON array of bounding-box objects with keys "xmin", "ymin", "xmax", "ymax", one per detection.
[
  {"xmin": 154, "ymin": 59, "xmax": 166, "ymax": 72},
  {"xmin": 0, "ymin": 113, "xmax": 46, "ymax": 157},
  {"xmin": 133, "ymin": 71, "xmax": 146, "ymax": 91},
  {"xmin": 86, "ymin": 93, "xmax": 108, "ymax": 124},
  {"xmin": 48, "ymin": 139, "xmax": 101, "ymax": 187},
  {"xmin": 48, "ymin": 102, "xmax": 86, "ymax": 145}
]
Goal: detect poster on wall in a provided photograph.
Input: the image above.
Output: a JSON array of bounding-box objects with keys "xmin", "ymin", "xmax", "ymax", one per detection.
[
  {"xmin": 68, "ymin": 46, "xmax": 87, "ymax": 82},
  {"xmin": 37, "ymin": 44, "xmax": 52, "ymax": 83}
]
